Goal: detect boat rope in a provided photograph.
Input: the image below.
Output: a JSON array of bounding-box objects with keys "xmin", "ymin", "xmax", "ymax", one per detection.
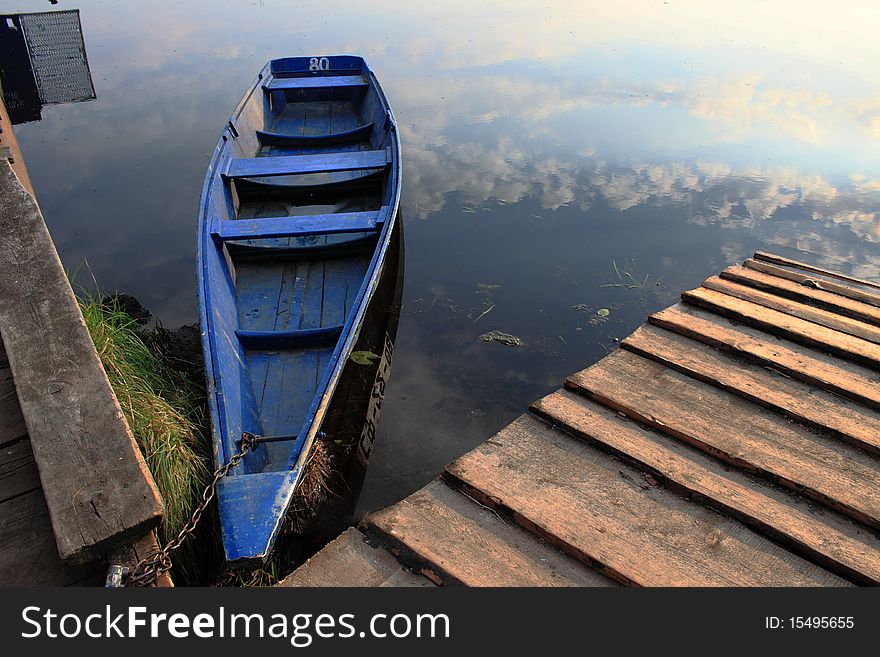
[{"xmin": 114, "ymin": 432, "xmax": 259, "ymax": 587}]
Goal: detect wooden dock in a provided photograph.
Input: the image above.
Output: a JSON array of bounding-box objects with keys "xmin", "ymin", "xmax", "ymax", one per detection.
[
  {"xmin": 0, "ymin": 90, "xmax": 165, "ymax": 586},
  {"xmin": 281, "ymin": 252, "xmax": 880, "ymax": 587}
]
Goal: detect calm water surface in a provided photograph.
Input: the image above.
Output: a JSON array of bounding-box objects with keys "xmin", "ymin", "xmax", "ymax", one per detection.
[{"xmin": 3, "ymin": 0, "xmax": 879, "ymax": 515}]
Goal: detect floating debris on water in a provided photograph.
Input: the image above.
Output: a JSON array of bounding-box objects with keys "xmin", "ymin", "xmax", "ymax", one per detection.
[
  {"xmin": 471, "ymin": 303, "xmax": 495, "ymax": 325},
  {"xmin": 479, "ymin": 330, "xmax": 524, "ymax": 347},
  {"xmin": 602, "ymin": 258, "xmax": 663, "ymax": 291},
  {"xmin": 470, "ymin": 283, "xmax": 500, "ymax": 324},
  {"xmin": 571, "ymin": 303, "xmax": 619, "ymax": 326},
  {"xmin": 350, "ymin": 350, "xmax": 380, "ymax": 365}
]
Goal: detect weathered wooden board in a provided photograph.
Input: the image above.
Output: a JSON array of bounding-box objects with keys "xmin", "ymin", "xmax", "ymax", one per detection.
[
  {"xmin": 566, "ymin": 350, "xmax": 880, "ymax": 529},
  {"xmin": 0, "ymin": 363, "xmax": 27, "ymax": 447},
  {"xmin": 754, "ymin": 251, "xmax": 880, "ymax": 292},
  {"xmin": 0, "ymin": 437, "xmax": 40, "ymax": 503},
  {"xmin": 363, "ymin": 480, "xmax": 613, "ymax": 587},
  {"xmin": 445, "ymin": 414, "xmax": 847, "ymax": 586},
  {"xmin": 0, "ymin": 161, "xmax": 162, "ymax": 561},
  {"xmin": 532, "ymin": 390, "xmax": 879, "ymax": 584},
  {"xmin": 650, "ymin": 304, "xmax": 880, "ymax": 409},
  {"xmin": 702, "ymin": 276, "xmax": 880, "ymax": 345},
  {"xmin": 622, "ymin": 324, "xmax": 880, "ymax": 454},
  {"xmin": 722, "ymin": 264, "xmax": 880, "ymax": 326},
  {"xmin": 745, "ymin": 258, "xmax": 880, "ymax": 309},
  {"xmin": 278, "ymin": 528, "xmax": 433, "ymax": 587},
  {"xmin": 682, "ymin": 286, "xmax": 880, "ymax": 369},
  {"xmin": 0, "ymin": 489, "xmax": 105, "ymax": 586}
]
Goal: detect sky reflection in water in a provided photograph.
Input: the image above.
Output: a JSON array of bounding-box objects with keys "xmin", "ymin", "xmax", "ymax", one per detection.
[{"xmin": 3, "ymin": 0, "xmax": 879, "ymax": 513}]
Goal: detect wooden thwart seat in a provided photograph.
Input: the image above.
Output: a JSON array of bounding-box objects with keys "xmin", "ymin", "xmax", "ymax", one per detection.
[
  {"xmin": 211, "ymin": 207, "xmax": 389, "ymax": 243},
  {"xmin": 223, "ymin": 149, "xmax": 390, "ymax": 179},
  {"xmin": 256, "ymin": 123, "xmax": 373, "ymax": 147},
  {"xmin": 263, "ymin": 75, "xmax": 369, "ymax": 91},
  {"xmin": 236, "ymin": 325, "xmax": 343, "ymax": 350}
]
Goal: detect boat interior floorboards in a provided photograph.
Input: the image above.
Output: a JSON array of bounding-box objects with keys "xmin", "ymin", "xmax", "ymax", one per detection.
[{"xmin": 232, "ymin": 97, "xmax": 375, "ymax": 470}]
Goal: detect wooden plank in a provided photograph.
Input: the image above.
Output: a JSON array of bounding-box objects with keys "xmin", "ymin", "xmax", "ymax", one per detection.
[
  {"xmin": 225, "ymin": 149, "xmax": 389, "ymax": 179},
  {"xmin": 256, "ymin": 123, "xmax": 373, "ymax": 147},
  {"xmin": 754, "ymin": 251, "xmax": 880, "ymax": 291},
  {"xmin": 622, "ymin": 324, "xmax": 880, "ymax": 455},
  {"xmin": 444, "ymin": 414, "xmax": 847, "ymax": 587},
  {"xmin": 722, "ymin": 264, "xmax": 880, "ymax": 326},
  {"xmin": 682, "ymin": 286, "xmax": 880, "ymax": 369},
  {"xmin": 0, "ymin": 161, "xmax": 162, "ymax": 561},
  {"xmin": 265, "ymin": 75, "xmax": 369, "ymax": 91},
  {"xmin": 236, "ymin": 325, "xmax": 342, "ymax": 350},
  {"xmin": 650, "ymin": 304, "xmax": 880, "ymax": 410},
  {"xmin": 0, "ymin": 362, "xmax": 27, "ymax": 447},
  {"xmin": 363, "ymin": 480, "xmax": 613, "ymax": 587},
  {"xmin": 213, "ymin": 208, "xmax": 385, "ymax": 242},
  {"xmin": 566, "ymin": 350, "xmax": 880, "ymax": 529},
  {"xmin": 532, "ymin": 390, "xmax": 880, "ymax": 584},
  {"xmin": 0, "ymin": 490, "xmax": 105, "ymax": 586},
  {"xmin": 702, "ymin": 276, "xmax": 880, "ymax": 345},
  {"xmin": 278, "ymin": 528, "xmax": 433, "ymax": 587},
  {"xmin": 745, "ymin": 258, "xmax": 880, "ymax": 309},
  {"xmin": 0, "ymin": 437, "xmax": 40, "ymax": 503},
  {"xmin": 330, "ymin": 100, "xmax": 359, "ymax": 133},
  {"xmin": 303, "ymin": 100, "xmax": 332, "ymax": 136}
]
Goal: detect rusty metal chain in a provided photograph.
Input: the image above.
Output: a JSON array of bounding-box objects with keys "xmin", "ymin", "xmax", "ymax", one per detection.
[{"xmin": 124, "ymin": 433, "xmax": 258, "ymax": 587}]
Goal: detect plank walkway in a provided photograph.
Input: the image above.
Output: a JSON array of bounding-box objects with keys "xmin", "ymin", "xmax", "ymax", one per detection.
[
  {"xmin": 0, "ymin": 94, "xmax": 167, "ymax": 585},
  {"xmin": 281, "ymin": 252, "xmax": 880, "ymax": 587}
]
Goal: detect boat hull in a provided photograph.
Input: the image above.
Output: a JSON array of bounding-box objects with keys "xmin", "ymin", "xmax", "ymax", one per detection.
[{"xmin": 196, "ymin": 56, "xmax": 401, "ymax": 563}]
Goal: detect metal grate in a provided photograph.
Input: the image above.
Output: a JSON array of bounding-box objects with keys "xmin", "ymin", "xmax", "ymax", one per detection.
[{"xmin": 18, "ymin": 9, "xmax": 95, "ymax": 105}]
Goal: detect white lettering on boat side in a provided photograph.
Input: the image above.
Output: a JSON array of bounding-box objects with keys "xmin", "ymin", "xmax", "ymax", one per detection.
[{"xmin": 309, "ymin": 57, "xmax": 330, "ymax": 71}]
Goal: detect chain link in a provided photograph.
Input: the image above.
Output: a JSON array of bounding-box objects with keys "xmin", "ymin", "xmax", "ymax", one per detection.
[{"xmin": 125, "ymin": 433, "xmax": 259, "ymax": 587}]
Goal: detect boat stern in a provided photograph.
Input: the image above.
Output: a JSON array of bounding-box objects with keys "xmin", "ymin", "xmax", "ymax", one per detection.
[{"xmin": 216, "ymin": 469, "xmax": 300, "ymax": 564}]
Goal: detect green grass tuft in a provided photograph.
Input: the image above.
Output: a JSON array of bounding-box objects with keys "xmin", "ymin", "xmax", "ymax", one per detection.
[{"xmin": 78, "ymin": 293, "xmax": 214, "ymax": 582}]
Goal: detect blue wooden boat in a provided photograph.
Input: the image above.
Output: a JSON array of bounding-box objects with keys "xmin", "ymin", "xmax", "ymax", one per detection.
[{"xmin": 197, "ymin": 55, "xmax": 401, "ymax": 563}]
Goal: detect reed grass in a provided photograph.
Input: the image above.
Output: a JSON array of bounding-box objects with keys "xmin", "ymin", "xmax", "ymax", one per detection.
[{"xmin": 78, "ymin": 293, "xmax": 214, "ymax": 581}]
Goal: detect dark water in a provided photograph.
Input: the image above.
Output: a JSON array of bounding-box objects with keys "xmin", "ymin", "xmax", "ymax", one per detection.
[{"xmin": 3, "ymin": 1, "xmax": 879, "ymax": 515}]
